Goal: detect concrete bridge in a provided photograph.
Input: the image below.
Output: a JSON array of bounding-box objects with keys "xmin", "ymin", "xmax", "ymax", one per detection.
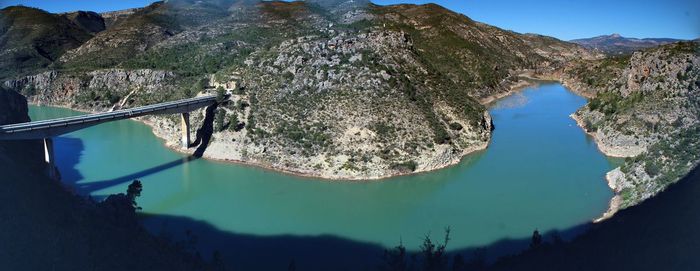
[{"xmin": 0, "ymin": 95, "xmax": 219, "ymax": 179}]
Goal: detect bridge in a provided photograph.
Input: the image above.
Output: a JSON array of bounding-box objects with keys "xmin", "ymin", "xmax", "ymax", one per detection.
[{"xmin": 0, "ymin": 95, "xmax": 219, "ymax": 179}]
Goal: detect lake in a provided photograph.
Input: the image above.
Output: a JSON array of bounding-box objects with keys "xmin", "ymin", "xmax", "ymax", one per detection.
[{"xmin": 29, "ymin": 83, "xmax": 620, "ymax": 269}]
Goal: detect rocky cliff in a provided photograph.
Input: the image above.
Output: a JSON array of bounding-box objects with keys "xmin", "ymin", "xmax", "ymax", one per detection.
[
  {"xmin": 568, "ymin": 41, "xmax": 700, "ymax": 214},
  {"xmin": 0, "ymin": 87, "xmax": 45, "ymax": 171}
]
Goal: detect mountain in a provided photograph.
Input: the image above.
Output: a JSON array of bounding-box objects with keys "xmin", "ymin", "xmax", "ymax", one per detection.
[
  {"xmin": 0, "ymin": 0, "xmax": 599, "ymax": 180},
  {"xmin": 0, "ymin": 6, "xmax": 97, "ymax": 78},
  {"xmin": 61, "ymin": 10, "xmax": 106, "ymax": 33},
  {"xmin": 571, "ymin": 33, "xmax": 684, "ymax": 55}
]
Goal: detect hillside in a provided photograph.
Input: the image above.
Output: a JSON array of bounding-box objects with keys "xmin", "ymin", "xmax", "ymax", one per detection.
[
  {"xmin": 0, "ymin": 6, "xmax": 96, "ymax": 79},
  {"xmin": 571, "ymin": 33, "xmax": 684, "ymax": 55},
  {"xmin": 566, "ymin": 41, "xmax": 700, "ymax": 215},
  {"xmin": 0, "ymin": 0, "xmax": 598, "ymax": 180}
]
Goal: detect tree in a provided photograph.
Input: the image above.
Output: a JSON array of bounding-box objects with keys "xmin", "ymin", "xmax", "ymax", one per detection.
[
  {"xmin": 216, "ymin": 86, "xmax": 226, "ymax": 102},
  {"xmin": 530, "ymin": 229, "xmax": 542, "ymax": 249},
  {"xmin": 381, "ymin": 239, "xmax": 410, "ymax": 271},
  {"xmin": 198, "ymin": 77, "xmax": 209, "ymax": 90},
  {"xmin": 215, "ymin": 109, "xmax": 226, "ymax": 132},
  {"xmin": 421, "ymin": 227, "xmax": 451, "ymax": 271},
  {"xmin": 126, "ymin": 180, "xmax": 143, "ymax": 210},
  {"xmin": 228, "ymin": 113, "xmax": 239, "ymax": 132}
]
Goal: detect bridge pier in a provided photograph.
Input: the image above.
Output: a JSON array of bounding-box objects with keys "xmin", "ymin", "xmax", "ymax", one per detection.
[
  {"xmin": 43, "ymin": 138, "xmax": 58, "ymax": 180},
  {"xmin": 181, "ymin": 113, "xmax": 190, "ymax": 149}
]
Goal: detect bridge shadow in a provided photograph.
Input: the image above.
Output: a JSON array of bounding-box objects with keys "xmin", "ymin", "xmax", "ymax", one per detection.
[
  {"xmin": 73, "ymin": 156, "xmax": 200, "ymax": 197},
  {"xmin": 55, "ymin": 105, "xmax": 220, "ymax": 197},
  {"xmin": 190, "ymin": 104, "xmax": 217, "ymax": 158}
]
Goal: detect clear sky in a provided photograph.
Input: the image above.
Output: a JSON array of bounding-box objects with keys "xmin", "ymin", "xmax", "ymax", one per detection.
[{"xmin": 1, "ymin": 0, "xmax": 697, "ymax": 40}]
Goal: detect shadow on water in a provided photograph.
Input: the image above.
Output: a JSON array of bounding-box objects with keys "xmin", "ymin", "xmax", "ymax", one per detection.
[
  {"xmin": 140, "ymin": 213, "xmax": 589, "ymax": 271},
  {"xmin": 74, "ymin": 156, "xmax": 199, "ymax": 197},
  {"xmin": 51, "ymin": 104, "xmax": 220, "ymax": 196},
  {"xmin": 51, "ymin": 134, "xmax": 199, "ymax": 197},
  {"xmin": 490, "ymin": 165, "xmax": 700, "ymax": 271},
  {"xmin": 53, "ymin": 136, "xmax": 85, "ymax": 185},
  {"xmin": 141, "ymin": 214, "xmax": 386, "ymax": 271},
  {"xmin": 138, "ymin": 165, "xmax": 700, "ymax": 271}
]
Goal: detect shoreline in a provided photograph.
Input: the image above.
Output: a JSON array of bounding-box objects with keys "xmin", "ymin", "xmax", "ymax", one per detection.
[
  {"xmin": 569, "ymin": 112, "xmax": 625, "ymax": 222},
  {"xmin": 28, "ymin": 100, "xmax": 491, "ymax": 182},
  {"xmin": 27, "ymin": 78, "xmax": 605, "ymax": 183},
  {"xmin": 145, "ymin": 117, "xmax": 492, "ymax": 182},
  {"xmin": 26, "ymin": 75, "xmax": 552, "ymax": 183},
  {"xmin": 28, "ymin": 78, "xmax": 623, "ymax": 222}
]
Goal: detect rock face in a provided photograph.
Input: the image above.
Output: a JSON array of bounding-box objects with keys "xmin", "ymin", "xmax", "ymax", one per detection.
[
  {"xmin": 0, "ymin": 87, "xmax": 44, "ymax": 171},
  {"xmin": 569, "ymin": 41, "xmax": 700, "ymax": 211},
  {"xmin": 3, "ymin": 69, "xmax": 179, "ymax": 111}
]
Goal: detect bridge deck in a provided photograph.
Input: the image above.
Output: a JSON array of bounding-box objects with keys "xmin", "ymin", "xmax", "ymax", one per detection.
[{"xmin": 0, "ymin": 95, "xmax": 218, "ymax": 140}]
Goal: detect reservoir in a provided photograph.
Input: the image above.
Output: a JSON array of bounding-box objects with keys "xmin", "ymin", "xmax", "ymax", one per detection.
[{"xmin": 29, "ymin": 83, "xmax": 620, "ymax": 269}]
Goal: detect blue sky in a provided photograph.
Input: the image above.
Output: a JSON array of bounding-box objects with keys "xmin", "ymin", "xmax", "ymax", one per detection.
[{"xmin": 1, "ymin": 0, "xmax": 697, "ymax": 40}]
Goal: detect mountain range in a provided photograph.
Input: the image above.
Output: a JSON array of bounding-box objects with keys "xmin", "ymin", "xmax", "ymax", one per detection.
[{"xmin": 571, "ymin": 33, "xmax": 685, "ymax": 55}]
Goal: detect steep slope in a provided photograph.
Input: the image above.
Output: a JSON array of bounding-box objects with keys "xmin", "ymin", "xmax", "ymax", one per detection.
[
  {"xmin": 61, "ymin": 11, "xmax": 106, "ymax": 34},
  {"xmin": 374, "ymin": 3, "xmax": 598, "ymax": 101},
  {"xmin": 568, "ymin": 41, "xmax": 700, "ymax": 214},
  {"xmin": 571, "ymin": 33, "xmax": 684, "ymax": 55},
  {"xmin": 2, "ymin": 1, "xmax": 597, "ymax": 179},
  {"xmin": 0, "ymin": 6, "xmax": 95, "ymax": 79}
]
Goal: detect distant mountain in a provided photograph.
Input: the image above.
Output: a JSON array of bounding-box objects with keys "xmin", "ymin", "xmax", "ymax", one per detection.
[{"xmin": 571, "ymin": 33, "xmax": 684, "ymax": 55}]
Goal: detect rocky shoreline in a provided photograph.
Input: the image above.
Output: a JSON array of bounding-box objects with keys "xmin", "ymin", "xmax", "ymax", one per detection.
[
  {"xmin": 28, "ymin": 99, "xmax": 492, "ymax": 181},
  {"xmin": 142, "ymin": 112, "xmax": 492, "ymax": 181},
  {"xmin": 27, "ymin": 76, "xmax": 632, "ymax": 226},
  {"xmin": 571, "ymin": 109, "xmax": 628, "ymax": 222}
]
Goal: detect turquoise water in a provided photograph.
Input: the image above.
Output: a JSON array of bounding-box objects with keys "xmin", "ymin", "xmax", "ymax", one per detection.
[{"xmin": 29, "ymin": 83, "xmax": 619, "ymax": 252}]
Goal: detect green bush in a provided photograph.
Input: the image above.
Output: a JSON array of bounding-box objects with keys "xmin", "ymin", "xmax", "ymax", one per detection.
[{"xmin": 390, "ymin": 160, "xmax": 418, "ymax": 172}]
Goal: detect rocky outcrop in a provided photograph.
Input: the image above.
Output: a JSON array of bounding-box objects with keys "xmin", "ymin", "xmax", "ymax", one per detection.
[
  {"xmin": 0, "ymin": 87, "xmax": 45, "ymax": 171},
  {"xmin": 569, "ymin": 41, "xmax": 700, "ymax": 215},
  {"xmin": 3, "ymin": 69, "xmax": 178, "ymax": 110}
]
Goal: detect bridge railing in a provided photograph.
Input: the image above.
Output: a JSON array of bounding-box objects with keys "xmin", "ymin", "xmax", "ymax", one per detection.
[{"xmin": 0, "ymin": 95, "xmax": 218, "ymax": 136}]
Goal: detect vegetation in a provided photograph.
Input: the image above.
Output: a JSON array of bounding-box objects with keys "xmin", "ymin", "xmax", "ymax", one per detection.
[
  {"xmin": 215, "ymin": 109, "xmax": 226, "ymax": 132},
  {"xmin": 390, "ymin": 160, "xmax": 418, "ymax": 172},
  {"xmin": 588, "ymin": 90, "xmax": 643, "ymax": 116},
  {"xmin": 126, "ymin": 180, "xmax": 143, "ymax": 210}
]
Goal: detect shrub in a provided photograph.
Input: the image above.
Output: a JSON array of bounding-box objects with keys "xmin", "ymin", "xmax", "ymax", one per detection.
[{"xmin": 390, "ymin": 160, "xmax": 418, "ymax": 172}]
